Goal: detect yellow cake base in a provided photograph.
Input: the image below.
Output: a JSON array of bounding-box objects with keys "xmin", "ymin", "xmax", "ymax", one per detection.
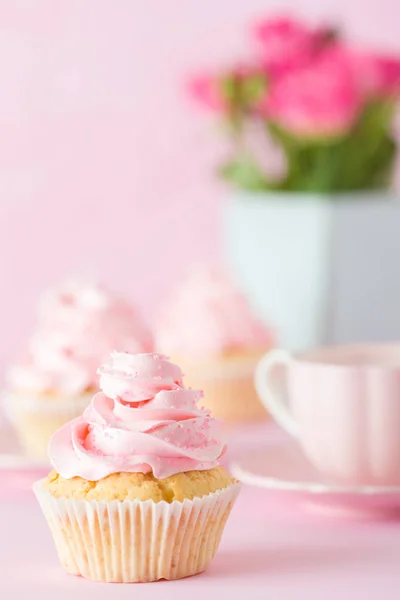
[
  {"xmin": 5, "ymin": 391, "xmax": 93, "ymax": 460},
  {"xmin": 176, "ymin": 350, "xmax": 271, "ymax": 422},
  {"xmin": 44, "ymin": 466, "xmax": 234, "ymax": 502}
]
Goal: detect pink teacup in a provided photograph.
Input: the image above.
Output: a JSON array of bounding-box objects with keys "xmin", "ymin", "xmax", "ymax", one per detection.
[{"xmin": 255, "ymin": 344, "xmax": 400, "ymax": 486}]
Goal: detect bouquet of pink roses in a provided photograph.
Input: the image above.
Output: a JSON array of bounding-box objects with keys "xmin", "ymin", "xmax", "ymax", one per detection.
[{"xmin": 189, "ymin": 16, "xmax": 400, "ymax": 192}]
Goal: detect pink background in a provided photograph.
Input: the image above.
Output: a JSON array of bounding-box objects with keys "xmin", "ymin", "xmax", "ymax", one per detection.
[{"xmin": 1, "ymin": 0, "xmax": 400, "ymax": 368}]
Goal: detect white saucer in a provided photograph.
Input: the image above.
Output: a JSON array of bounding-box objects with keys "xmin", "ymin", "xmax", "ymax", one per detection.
[{"xmin": 231, "ymin": 441, "xmax": 400, "ymax": 517}]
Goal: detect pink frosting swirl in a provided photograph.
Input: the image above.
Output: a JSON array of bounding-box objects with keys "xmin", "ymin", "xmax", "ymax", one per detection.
[
  {"xmin": 156, "ymin": 266, "xmax": 275, "ymax": 358},
  {"xmin": 49, "ymin": 352, "xmax": 225, "ymax": 479},
  {"xmin": 7, "ymin": 279, "xmax": 153, "ymax": 394}
]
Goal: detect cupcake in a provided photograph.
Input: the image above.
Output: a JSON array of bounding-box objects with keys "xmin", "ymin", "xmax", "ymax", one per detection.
[
  {"xmin": 33, "ymin": 352, "xmax": 240, "ymax": 583},
  {"xmin": 156, "ymin": 266, "xmax": 275, "ymax": 422},
  {"xmin": 5, "ymin": 279, "xmax": 153, "ymax": 459}
]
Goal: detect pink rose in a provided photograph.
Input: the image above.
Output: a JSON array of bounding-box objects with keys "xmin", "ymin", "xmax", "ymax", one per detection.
[
  {"xmin": 318, "ymin": 46, "xmax": 400, "ymax": 99},
  {"xmin": 253, "ymin": 15, "xmax": 333, "ymax": 76},
  {"xmin": 355, "ymin": 54, "xmax": 400, "ymax": 98},
  {"xmin": 259, "ymin": 52, "xmax": 362, "ymax": 137},
  {"xmin": 187, "ymin": 74, "xmax": 226, "ymax": 111}
]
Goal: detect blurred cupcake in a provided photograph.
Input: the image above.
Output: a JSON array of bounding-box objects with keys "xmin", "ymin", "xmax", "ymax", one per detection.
[
  {"xmin": 156, "ymin": 266, "xmax": 275, "ymax": 422},
  {"xmin": 5, "ymin": 279, "xmax": 153, "ymax": 459},
  {"xmin": 34, "ymin": 352, "xmax": 240, "ymax": 582}
]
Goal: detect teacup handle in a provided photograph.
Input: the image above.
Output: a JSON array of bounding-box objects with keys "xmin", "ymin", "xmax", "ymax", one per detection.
[{"xmin": 254, "ymin": 349, "xmax": 299, "ymax": 437}]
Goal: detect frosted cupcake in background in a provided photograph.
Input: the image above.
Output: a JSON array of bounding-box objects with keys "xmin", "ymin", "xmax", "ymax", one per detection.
[
  {"xmin": 5, "ymin": 279, "xmax": 153, "ymax": 459},
  {"xmin": 156, "ymin": 266, "xmax": 275, "ymax": 422},
  {"xmin": 34, "ymin": 352, "xmax": 240, "ymax": 583}
]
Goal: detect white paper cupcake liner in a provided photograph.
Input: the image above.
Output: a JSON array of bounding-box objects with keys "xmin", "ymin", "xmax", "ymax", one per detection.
[{"xmin": 33, "ymin": 479, "xmax": 241, "ymax": 583}]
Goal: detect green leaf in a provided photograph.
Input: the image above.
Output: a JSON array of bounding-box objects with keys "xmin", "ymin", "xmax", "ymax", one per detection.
[
  {"xmin": 219, "ymin": 157, "xmax": 270, "ymax": 190},
  {"xmin": 241, "ymin": 73, "xmax": 268, "ymax": 106},
  {"xmin": 220, "ymin": 75, "xmax": 239, "ymax": 104},
  {"xmin": 220, "ymin": 71, "xmax": 268, "ymax": 113}
]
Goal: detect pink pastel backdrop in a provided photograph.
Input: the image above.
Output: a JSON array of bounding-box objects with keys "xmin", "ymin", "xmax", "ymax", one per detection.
[{"xmin": 1, "ymin": 0, "xmax": 400, "ymax": 370}]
